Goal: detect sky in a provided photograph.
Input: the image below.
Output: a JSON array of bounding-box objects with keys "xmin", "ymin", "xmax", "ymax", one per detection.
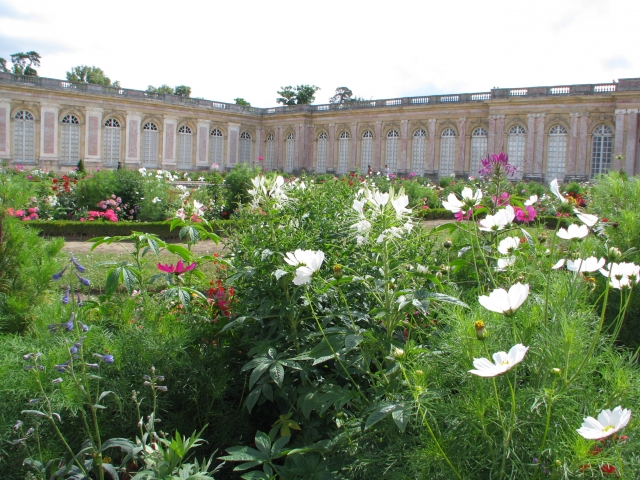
[{"xmin": 0, "ymin": 0, "xmax": 638, "ymax": 108}]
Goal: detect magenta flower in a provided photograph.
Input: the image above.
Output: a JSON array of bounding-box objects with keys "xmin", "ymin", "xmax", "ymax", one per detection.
[
  {"xmin": 157, "ymin": 261, "xmax": 197, "ymax": 274},
  {"xmin": 454, "ymin": 209, "xmax": 473, "ymax": 221},
  {"xmin": 514, "ymin": 206, "xmax": 537, "ymax": 223},
  {"xmin": 479, "ymin": 152, "xmax": 517, "ymax": 177}
]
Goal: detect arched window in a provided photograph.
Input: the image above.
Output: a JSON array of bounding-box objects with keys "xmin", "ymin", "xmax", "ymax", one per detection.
[
  {"xmin": 412, "ymin": 129, "xmax": 427, "ymax": 175},
  {"xmin": 142, "ymin": 122, "xmax": 158, "ymax": 166},
  {"xmin": 60, "ymin": 114, "xmax": 80, "ymax": 164},
  {"xmin": 316, "ymin": 132, "xmax": 327, "ymax": 173},
  {"xmin": 546, "ymin": 125, "xmax": 568, "ymax": 181},
  {"xmin": 439, "ymin": 128, "xmax": 456, "ymax": 176},
  {"xmin": 177, "ymin": 125, "xmax": 192, "ymax": 168},
  {"xmin": 470, "ymin": 127, "xmax": 488, "ymax": 175},
  {"xmin": 209, "ymin": 128, "xmax": 224, "ymax": 168},
  {"xmin": 103, "ymin": 118, "xmax": 121, "ymax": 166},
  {"xmin": 507, "ymin": 125, "xmax": 526, "ymax": 179},
  {"xmin": 386, "ymin": 130, "xmax": 399, "ymax": 173},
  {"xmin": 13, "ymin": 110, "xmax": 35, "ymax": 163},
  {"xmin": 337, "ymin": 131, "xmax": 350, "ymax": 174},
  {"xmin": 285, "ymin": 132, "xmax": 295, "ymax": 172},
  {"xmin": 591, "ymin": 125, "xmax": 613, "ymax": 178},
  {"xmin": 239, "ymin": 131, "xmax": 252, "ymax": 165},
  {"xmin": 361, "ymin": 130, "xmax": 373, "ymax": 172},
  {"xmin": 264, "ymin": 133, "xmax": 275, "ymax": 171}
]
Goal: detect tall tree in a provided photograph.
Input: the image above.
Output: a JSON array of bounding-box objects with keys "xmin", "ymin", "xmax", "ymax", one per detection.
[
  {"xmin": 146, "ymin": 84, "xmax": 174, "ymax": 95},
  {"xmin": 9, "ymin": 51, "xmax": 41, "ymax": 76},
  {"xmin": 276, "ymin": 85, "xmax": 320, "ymax": 105},
  {"xmin": 173, "ymin": 85, "xmax": 191, "ymax": 97},
  {"xmin": 234, "ymin": 98, "xmax": 251, "ymax": 106},
  {"xmin": 66, "ymin": 65, "xmax": 119, "ymax": 87},
  {"xmin": 0, "ymin": 57, "xmax": 8, "ymax": 73},
  {"xmin": 329, "ymin": 86, "xmax": 354, "ymax": 104}
]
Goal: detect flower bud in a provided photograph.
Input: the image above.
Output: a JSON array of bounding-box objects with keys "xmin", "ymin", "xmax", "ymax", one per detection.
[
  {"xmin": 392, "ymin": 347, "xmax": 405, "ymax": 358},
  {"xmin": 555, "ymin": 460, "xmax": 562, "ymax": 467},
  {"xmin": 608, "ymin": 247, "xmax": 622, "ymax": 261},
  {"xmin": 538, "ymin": 232, "xmax": 548, "ymax": 244},
  {"xmin": 443, "ymin": 238, "xmax": 453, "ymax": 249},
  {"xmin": 551, "ymin": 367, "xmax": 561, "ymax": 376},
  {"xmin": 333, "ymin": 264, "xmax": 343, "ymax": 280},
  {"xmin": 474, "ymin": 320, "xmax": 487, "ymax": 340}
]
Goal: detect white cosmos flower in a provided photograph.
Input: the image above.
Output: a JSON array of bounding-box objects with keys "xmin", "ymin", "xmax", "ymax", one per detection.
[
  {"xmin": 549, "ymin": 179, "xmax": 568, "ymax": 203},
  {"xmin": 524, "ymin": 194, "xmax": 538, "ymax": 206},
  {"xmin": 478, "ymin": 283, "xmax": 529, "ymax": 315},
  {"xmin": 468, "ymin": 344, "xmax": 529, "ymax": 377},
  {"xmin": 567, "ymin": 257, "xmax": 606, "ymax": 273},
  {"xmin": 284, "ymin": 249, "xmax": 325, "ymax": 285},
  {"xmin": 574, "ymin": 210, "xmax": 598, "ymax": 227},
  {"xmin": 557, "ymin": 224, "xmax": 589, "ymax": 240},
  {"xmin": 442, "ymin": 187, "xmax": 482, "ymax": 213},
  {"xmin": 496, "ymin": 256, "xmax": 516, "ymax": 271},
  {"xmin": 552, "ymin": 259, "xmax": 566, "ymax": 270},
  {"xmin": 498, "ymin": 237, "xmax": 520, "ymax": 255},
  {"xmin": 479, "ymin": 206, "xmax": 515, "ymax": 232},
  {"xmin": 577, "ymin": 406, "xmax": 631, "ymax": 440},
  {"xmin": 600, "ymin": 262, "xmax": 640, "ymax": 289}
]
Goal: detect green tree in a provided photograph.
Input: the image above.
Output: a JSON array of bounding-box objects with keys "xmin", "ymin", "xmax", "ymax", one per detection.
[
  {"xmin": 276, "ymin": 84, "xmax": 320, "ymax": 105},
  {"xmin": 329, "ymin": 86, "xmax": 353, "ymax": 104},
  {"xmin": 66, "ymin": 65, "xmax": 119, "ymax": 87},
  {"xmin": 173, "ymin": 85, "xmax": 191, "ymax": 97},
  {"xmin": 0, "ymin": 58, "xmax": 8, "ymax": 73},
  {"xmin": 234, "ymin": 98, "xmax": 251, "ymax": 106},
  {"xmin": 9, "ymin": 51, "xmax": 41, "ymax": 76},
  {"xmin": 146, "ymin": 84, "xmax": 174, "ymax": 95}
]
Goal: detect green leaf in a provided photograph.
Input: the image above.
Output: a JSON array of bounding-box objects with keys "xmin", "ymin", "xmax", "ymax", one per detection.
[
  {"xmin": 249, "ymin": 362, "xmax": 270, "ymax": 389},
  {"xmin": 220, "ymin": 446, "xmax": 266, "ymax": 462},
  {"xmin": 343, "ymin": 334, "xmax": 363, "ymax": 353},
  {"xmin": 521, "ymin": 228, "xmax": 535, "ymax": 249},
  {"xmin": 240, "ymin": 471, "xmax": 269, "ymax": 480},
  {"xmin": 271, "ymin": 435, "xmax": 291, "ymax": 456},
  {"xmin": 364, "ymin": 403, "xmax": 403, "ymax": 430},
  {"xmin": 269, "ymin": 362, "xmax": 284, "ymax": 388},
  {"xmin": 254, "ymin": 431, "xmax": 271, "ymax": 457},
  {"xmin": 261, "ymin": 383, "xmax": 274, "ymax": 401},
  {"xmin": 432, "ymin": 222, "xmax": 456, "ymax": 233},
  {"xmin": 245, "ymin": 387, "xmax": 262, "ymax": 413},
  {"xmin": 165, "ymin": 244, "xmax": 193, "ymax": 261},
  {"xmin": 98, "ymin": 391, "xmax": 122, "ymax": 412},
  {"xmin": 391, "ymin": 406, "xmax": 409, "ymax": 432},
  {"xmin": 105, "ymin": 268, "xmax": 121, "ymax": 296}
]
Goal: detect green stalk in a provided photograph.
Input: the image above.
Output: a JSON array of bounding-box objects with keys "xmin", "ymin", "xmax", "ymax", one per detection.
[{"xmin": 542, "ymin": 217, "xmax": 562, "ymax": 325}]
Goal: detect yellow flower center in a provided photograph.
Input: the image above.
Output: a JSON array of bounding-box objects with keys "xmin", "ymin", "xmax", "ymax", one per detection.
[
  {"xmin": 500, "ymin": 361, "xmax": 510, "ymax": 365},
  {"xmin": 603, "ymin": 425, "xmax": 615, "ymax": 432}
]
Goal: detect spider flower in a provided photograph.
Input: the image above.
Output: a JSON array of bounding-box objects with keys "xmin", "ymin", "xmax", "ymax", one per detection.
[
  {"xmin": 442, "ymin": 187, "xmax": 482, "ymax": 213},
  {"xmin": 577, "ymin": 406, "xmax": 631, "ymax": 440},
  {"xmin": 468, "ymin": 343, "xmax": 529, "ymax": 377},
  {"xmin": 549, "ymin": 179, "xmax": 568, "ymax": 203},
  {"xmin": 478, "ymin": 283, "xmax": 529, "ymax": 315},
  {"xmin": 157, "ymin": 261, "xmax": 197, "ymax": 274},
  {"xmin": 284, "ymin": 249, "xmax": 325, "ymax": 285}
]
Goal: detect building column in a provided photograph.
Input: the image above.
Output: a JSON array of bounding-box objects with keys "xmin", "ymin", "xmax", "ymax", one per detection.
[
  {"xmin": 577, "ymin": 114, "xmax": 589, "ymax": 177},
  {"xmin": 40, "ymin": 103, "xmax": 60, "ymax": 165},
  {"xmin": 534, "ymin": 114, "xmax": 546, "ymax": 174},
  {"xmin": 456, "ymin": 117, "xmax": 467, "ymax": 173},
  {"xmin": 427, "ymin": 119, "xmax": 437, "ymax": 173},
  {"xmin": 125, "ymin": 112, "xmax": 141, "ymax": 164},
  {"xmin": 0, "ymin": 100, "xmax": 10, "ymax": 160},
  {"xmin": 625, "ymin": 109, "xmax": 638, "ymax": 175},
  {"xmin": 567, "ymin": 113, "xmax": 579, "ymax": 176},
  {"xmin": 328, "ymin": 124, "xmax": 335, "ymax": 172},
  {"xmin": 196, "ymin": 120, "xmax": 210, "ymax": 167},
  {"xmin": 351, "ymin": 122, "xmax": 358, "ymax": 171},
  {"xmin": 257, "ymin": 127, "xmax": 265, "ymax": 166},
  {"xmin": 400, "ymin": 119, "xmax": 408, "ymax": 173},
  {"xmin": 374, "ymin": 121, "xmax": 383, "ymax": 171},
  {"xmin": 227, "ymin": 122, "xmax": 240, "ymax": 169},
  {"xmin": 525, "ymin": 114, "xmax": 537, "ymax": 175},
  {"xmin": 296, "ymin": 124, "xmax": 304, "ymax": 171},
  {"xmin": 612, "ymin": 109, "xmax": 626, "ymax": 171},
  {"xmin": 495, "ymin": 115, "xmax": 505, "ymax": 153},
  {"xmin": 84, "ymin": 108, "xmax": 103, "ymax": 165},
  {"xmin": 488, "ymin": 116, "xmax": 496, "ymax": 154},
  {"xmin": 305, "ymin": 125, "xmax": 315, "ymax": 171},
  {"xmin": 162, "ymin": 116, "xmax": 177, "ymax": 167}
]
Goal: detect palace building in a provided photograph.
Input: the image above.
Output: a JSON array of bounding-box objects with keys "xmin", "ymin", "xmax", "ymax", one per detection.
[{"xmin": 1, "ymin": 73, "xmax": 639, "ymax": 181}]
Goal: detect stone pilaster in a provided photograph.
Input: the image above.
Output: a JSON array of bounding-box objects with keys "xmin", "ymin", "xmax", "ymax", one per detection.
[
  {"xmin": 427, "ymin": 119, "xmax": 437, "ymax": 172},
  {"xmin": 84, "ymin": 108, "xmax": 103, "ymax": 164},
  {"xmin": 374, "ymin": 121, "xmax": 383, "ymax": 170},
  {"xmin": 0, "ymin": 100, "xmax": 10, "ymax": 159},
  {"xmin": 328, "ymin": 124, "xmax": 335, "ymax": 171},
  {"xmin": 577, "ymin": 114, "xmax": 589, "ymax": 176},
  {"xmin": 227, "ymin": 122, "xmax": 240, "ymax": 168},
  {"xmin": 351, "ymin": 122, "xmax": 358, "ymax": 171},
  {"xmin": 456, "ymin": 118, "xmax": 467, "ymax": 173},
  {"xmin": 495, "ymin": 115, "xmax": 505, "ymax": 153},
  {"xmin": 534, "ymin": 114, "xmax": 546, "ymax": 174},
  {"xmin": 196, "ymin": 120, "xmax": 210, "ymax": 167},
  {"xmin": 612, "ymin": 109, "xmax": 626, "ymax": 170},
  {"xmin": 567, "ymin": 113, "xmax": 579, "ymax": 176},
  {"xmin": 488, "ymin": 116, "xmax": 496, "ymax": 154},
  {"xmin": 40, "ymin": 103, "xmax": 59, "ymax": 164},
  {"xmin": 125, "ymin": 112, "xmax": 141, "ymax": 163},
  {"xmin": 306, "ymin": 125, "xmax": 315, "ymax": 171},
  {"xmin": 400, "ymin": 119, "xmax": 408, "ymax": 172},
  {"xmin": 162, "ymin": 116, "xmax": 177, "ymax": 167},
  {"xmin": 625, "ymin": 109, "xmax": 638, "ymax": 175},
  {"xmin": 525, "ymin": 114, "xmax": 537, "ymax": 174}
]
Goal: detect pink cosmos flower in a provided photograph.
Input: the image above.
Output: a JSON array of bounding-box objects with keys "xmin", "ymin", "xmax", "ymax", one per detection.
[
  {"xmin": 157, "ymin": 261, "xmax": 197, "ymax": 274},
  {"xmin": 514, "ymin": 206, "xmax": 536, "ymax": 223}
]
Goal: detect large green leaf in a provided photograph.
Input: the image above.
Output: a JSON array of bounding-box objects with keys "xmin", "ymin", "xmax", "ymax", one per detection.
[
  {"xmin": 269, "ymin": 362, "xmax": 285, "ymax": 388},
  {"xmin": 364, "ymin": 402, "xmax": 403, "ymax": 430}
]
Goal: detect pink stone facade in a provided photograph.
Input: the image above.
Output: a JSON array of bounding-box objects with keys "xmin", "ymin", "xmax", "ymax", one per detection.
[{"xmin": 1, "ymin": 74, "xmax": 639, "ymax": 178}]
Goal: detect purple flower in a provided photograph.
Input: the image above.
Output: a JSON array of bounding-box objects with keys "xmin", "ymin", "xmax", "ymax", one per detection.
[
  {"xmin": 69, "ymin": 254, "xmax": 86, "ymax": 273},
  {"xmin": 13, "ymin": 420, "xmax": 23, "ymax": 431},
  {"xmin": 54, "ymin": 360, "xmax": 71, "ymax": 373},
  {"xmin": 78, "ymin": 321, "xmax": 89, "ymax": 332},
  {"xmin": 48, "ymin": 313, "xmax": 75, "ymax": 334},
  {"xmin": 479, "ymin": 152, "xmax": 517, "ymax": 178},
  {"xmin": 76, "ymin": 293, "xmax": 84, "ymax": 307},
  {"xmin": 62, "ymin": 286, "xmax": 70, "ymax": 305},
  {"xmin": 155, "ymin": 385, "xmax": 168, "ymax": 392},
  {"xmin": 93, "ymin": 353, "xmax": 114, "ymax": 364},
  {"xmin": 51, "ymin": 378, "xmax": 63, "ymax": 384},
  {"xmin": 85, "ymin": 363, "xmax": 100, "ymax": 369},
  {"xmin": 52, "ymin": 267, "xmax": 67, "ymax": 280},
  {"xmin": 74, "ymin": 271, "xmax": 91, "ymax": 287}
]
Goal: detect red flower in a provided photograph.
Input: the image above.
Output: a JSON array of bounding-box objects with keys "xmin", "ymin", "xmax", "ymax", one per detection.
[{"xmin": 600, "ymin": 464, "xmax": 616, "ymax": 475}]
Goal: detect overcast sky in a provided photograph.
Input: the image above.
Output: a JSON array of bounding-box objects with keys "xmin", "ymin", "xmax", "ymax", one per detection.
[{"xmin": 1, "ymin": 0, "xmax": 638, "ymax": 107}]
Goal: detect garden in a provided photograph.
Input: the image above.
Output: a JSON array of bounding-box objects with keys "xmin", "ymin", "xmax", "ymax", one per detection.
[{"xmin": 0, "ymin": 156, "xmax": 639, "ymax": 479}]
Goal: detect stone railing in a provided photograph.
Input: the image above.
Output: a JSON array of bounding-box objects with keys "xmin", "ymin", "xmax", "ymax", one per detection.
[{"xmin": 2, "ymin": 72, "xmax": 636, "ymax": 117}]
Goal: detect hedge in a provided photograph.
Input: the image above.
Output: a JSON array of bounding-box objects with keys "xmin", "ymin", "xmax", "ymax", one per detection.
[
  {"xmin": 420, "ymin": 208, "xmax": 454, "ymax": 220},
  {"xmin": 25, "ymin": 220, "xmax": 242, "ymax": 240}
]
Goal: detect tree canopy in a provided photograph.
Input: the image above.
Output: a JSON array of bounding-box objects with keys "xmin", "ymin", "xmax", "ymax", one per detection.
[
  {"xmin": 0, "ymin": 51, "xmax": 41, "ymax": 76},
  {"xmin": 146, "ymin": 84, "xmax": 191, "ymax": 97},
  {"xmin": 329, "ymin": 86, "xmax": 354, "ymax": 104},
  {"xmin": 276, "ymin": 85, "xmax": 320, "ymax": 105},
  {"xmin": 234, "ymin": 98, "xmax": 251, "ymax": 107},
  {"xmin": 66, "ymin": 65, "xmax": 119, "ymax": 87}
]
